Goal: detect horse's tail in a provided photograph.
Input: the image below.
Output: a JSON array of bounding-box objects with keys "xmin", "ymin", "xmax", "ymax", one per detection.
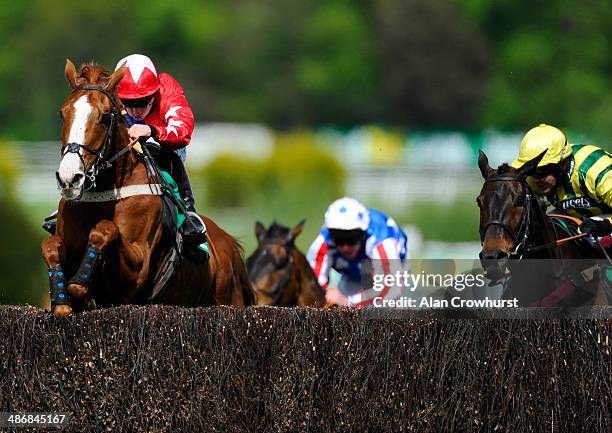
[{"xmin": 231, "ymin": 239, "xmax": 257, "ymax": 306}]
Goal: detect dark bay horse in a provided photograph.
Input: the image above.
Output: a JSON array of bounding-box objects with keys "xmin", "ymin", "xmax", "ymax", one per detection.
[
  {"xmin": 246, "ymin": 220, "xmax": 325, "ymax": 306},
  {"xmin": 41, "ymin": 60, "xmax": 254, "ymax": 318},
  {"xmin": 476, "ymin": 150, "xmax": 608, "ymax": 306}
]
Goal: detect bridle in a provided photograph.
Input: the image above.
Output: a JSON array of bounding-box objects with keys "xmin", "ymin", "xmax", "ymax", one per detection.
[
  {"xmin": 479, "ymin": 175, "xmax": 533, "ymax": 259},
  {"xmin": 58, "ymin": 85, "xmax": 131, "ymax": 196},
  {"xmin": 252, "ymin": 243, "xmax": 295, "ymax": 306}
]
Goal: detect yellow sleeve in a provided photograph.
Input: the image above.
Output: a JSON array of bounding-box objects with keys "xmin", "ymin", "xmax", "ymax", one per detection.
[{"xmin": 594, "ymin": 168, "xmax": 612, "ymax": 223}]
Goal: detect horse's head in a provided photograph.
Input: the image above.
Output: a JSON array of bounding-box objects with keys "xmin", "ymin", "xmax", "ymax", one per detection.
[
  {"xmin": 246, "ymin": 220, "xmax": 305, "ymax": 304},
  {"xmin": 57, "ymin": 59, "xmax": 125, "ymax": 200},
  {"xmin": 477, "ymin": 149, "xmax": 547, "ymax": 279}
]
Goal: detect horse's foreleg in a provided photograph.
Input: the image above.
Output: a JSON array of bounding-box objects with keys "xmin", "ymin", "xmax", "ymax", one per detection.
[
  {"xmin": 41, "ymin": 235, "xmax": 72, "ymax": 318},
  {"xmin": 67, "ymin": 220, "xmax": 118, "ymax": 299}
]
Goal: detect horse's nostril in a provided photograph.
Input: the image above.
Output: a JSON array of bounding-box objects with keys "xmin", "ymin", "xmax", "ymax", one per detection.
[
  {"xmin": 480, "ymin": 249, "xmax": 507, "ymax": 261},
  {"xmin": 71, "ymin": 172, "xmax": 84, "ymax": 185},
  {"xmin": 55, "ymin": 171, "xmax": 66, "ymax": 189}
]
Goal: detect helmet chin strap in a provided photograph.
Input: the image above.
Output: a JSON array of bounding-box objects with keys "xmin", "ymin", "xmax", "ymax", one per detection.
[{"xmin": 538, "ymin": 157, "xmax": 571, "ymax": 195}]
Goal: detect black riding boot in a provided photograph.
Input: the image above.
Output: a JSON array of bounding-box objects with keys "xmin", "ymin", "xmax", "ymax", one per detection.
[{"xmin": 171, "ymin": 156, "xmax": 206, "ymax": 245}]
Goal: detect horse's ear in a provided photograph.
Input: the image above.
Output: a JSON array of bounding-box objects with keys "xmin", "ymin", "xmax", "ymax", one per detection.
[
  {"xmin": 255, "ymin": 221, "xmax": 266, "ymax": 244},
  {"xmin": 105, "ymin": 65, "xmax": 125, "ymax": 91},
  {"xmin": 478, "ymin": 150, "xmax": 494, "ymax": 179},
  {"xmin": 287, "ymin": 219, "xmax": 306, "ymax": 244},
  {"xmin": 65, "ymin": 59, "xmax": 78, "ymax": 89},
  {"xmin": 518, "ymin": 149, "xmax": 548, "ymax": 178}
]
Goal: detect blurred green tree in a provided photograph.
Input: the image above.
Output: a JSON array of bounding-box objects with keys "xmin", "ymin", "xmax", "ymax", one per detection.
[
  {"xmin": 373, "ymin": 0, "xmax": 489, "ymax": 127},
  {"xmin": 297, "ymin": 2, "xmax": 378, "ymax": 124},
  {"xmin": 201, "ymin": 132, "xmax": 345, "ymax": 210},
  {"xmin": 459, "ymin": 0, "xmax": 612, "ymax": 138},
  {"xmin": 2, "ymin": 0, "xmax": 612, "ymax": 139},
  {"xmin": 0, "ymin": 0, "xmax": 492, "ymax": 137}
]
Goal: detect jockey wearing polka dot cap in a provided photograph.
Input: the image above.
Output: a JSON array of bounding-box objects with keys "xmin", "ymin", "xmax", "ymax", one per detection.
[{"xmin": 307, "ymin": 197, "xmax": 408, "ymax": 307}]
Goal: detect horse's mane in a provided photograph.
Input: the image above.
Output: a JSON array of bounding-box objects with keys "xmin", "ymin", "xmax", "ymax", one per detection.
[{"xmin": 76, "ymin": 62, "xmax": 110, "ymax": 86}]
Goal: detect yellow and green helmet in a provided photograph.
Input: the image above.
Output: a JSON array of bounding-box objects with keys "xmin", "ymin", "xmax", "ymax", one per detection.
[{"xmin": 511, "ymin": 124, "xmax": 571, "ymax": 169}]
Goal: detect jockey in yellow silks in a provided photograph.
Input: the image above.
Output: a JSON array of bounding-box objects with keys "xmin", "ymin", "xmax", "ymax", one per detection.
[{"xmin": 511, "ymin": 124, "xmax": 612, "ymax": 238}]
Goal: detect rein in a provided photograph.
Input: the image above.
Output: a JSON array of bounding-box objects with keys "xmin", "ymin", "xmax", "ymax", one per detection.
[
  {"xmin": 522, "ymin": 232, "xmax": 588, "ymax": 255},
  {"xmin": 481, "ymin": 171, "xmax": 612, "ymax": 306}
]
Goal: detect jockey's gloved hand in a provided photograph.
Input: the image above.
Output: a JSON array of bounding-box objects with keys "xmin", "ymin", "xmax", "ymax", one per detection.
[{"xmin": 580, "ymin": 218, "xmax": 612, "ymax": 237}]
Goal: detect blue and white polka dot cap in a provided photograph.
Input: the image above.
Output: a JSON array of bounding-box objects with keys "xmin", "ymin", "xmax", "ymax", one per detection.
[{"xmin": 324, "ymin": 197, "xmax": 369, "ymax": 231}]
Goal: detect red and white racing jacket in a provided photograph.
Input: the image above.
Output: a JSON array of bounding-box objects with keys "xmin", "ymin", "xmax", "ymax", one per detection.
[{"xmin": 141, "ymin": 73, "xmax": 195, "ymax": 149}]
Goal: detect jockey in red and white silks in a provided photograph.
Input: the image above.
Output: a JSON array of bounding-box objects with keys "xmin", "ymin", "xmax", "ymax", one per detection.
[
  {"xmin": 41, "ymin": 54, "xmax": 203, "ymax": 241},
  {"xmin": 307, "ymin": 197, "xmax": 408, "ymax": 308},
  {"xmin": 115, "ymin": 54, "xmax": 204, "ymax": 243},
  {"xmin": 115, "ymin": 54, "xmax": 194, "ymax": 159}
]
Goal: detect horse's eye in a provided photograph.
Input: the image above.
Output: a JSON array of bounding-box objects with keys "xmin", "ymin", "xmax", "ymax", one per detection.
[
  {"xmin": 100, "ymin": 113, "xmax": 111, "ymax": 126},
  {"xmin": 58, "ymin": 110, "xmax": 64, "ymax": 121}
]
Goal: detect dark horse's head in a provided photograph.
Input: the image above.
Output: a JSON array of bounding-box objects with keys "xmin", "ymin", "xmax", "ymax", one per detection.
[
  {"xmin": 246, "ymin": 220, "xmax": 305, "ymax": 305},
  {"xmin": 477, "ymin": 149, "xmax": 547, "ymax": 280},
  {"xmin": 57, "ymin": 59, "xmax": 126, "ymax": 200}
]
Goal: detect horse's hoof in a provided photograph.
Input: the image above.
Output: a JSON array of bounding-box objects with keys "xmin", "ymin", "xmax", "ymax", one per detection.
[
  {"xmin": 67, "ymin": 283, "xmax": 88, "ymax": 298},
  {"xmin": 53, "ymin": 304, "xmax": 73, "ymax": 318}
]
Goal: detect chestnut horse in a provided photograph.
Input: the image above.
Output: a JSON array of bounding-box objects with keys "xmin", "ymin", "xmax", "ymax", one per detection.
[
  {"xmin": 41, "ymin": 60, "xmax": 254, "ymax": 317},
  {"xmin": 246, "ymin": 220, "xmax": 325, "ymax": 306},
  {"xmin": 476, "ymin": 150, "xmax": 609, "ymax": 306}
]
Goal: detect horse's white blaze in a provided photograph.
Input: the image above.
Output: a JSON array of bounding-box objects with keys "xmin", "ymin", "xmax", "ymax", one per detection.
[
  {"xmin": 58, "ymin": 95, "xmax": 91, "ymax": 185},
  {"xmin": 58, "ymin": 153, "xmax": 82, "ymax": 185}
]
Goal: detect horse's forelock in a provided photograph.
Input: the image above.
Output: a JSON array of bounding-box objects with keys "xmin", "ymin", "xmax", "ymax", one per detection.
[
  {"xmin": 266, "ymin": 222, "xmax": 290, "ymax": 240},
  {"xmin": 77, "ymin": 62, "xmax": 110, "ymax": 85},
  {"xmin": 495, "ymin": 163, "xmax": 519, "ymax": 176}
]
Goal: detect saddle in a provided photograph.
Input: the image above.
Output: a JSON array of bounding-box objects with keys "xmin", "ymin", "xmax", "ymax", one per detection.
[
  {"xmin": 547, "ymin": 213, "xmax": 612, "ymax": 253},
  {"xmin": 529, "ymin": 213, "xmax": 612, "ymax": 306}
]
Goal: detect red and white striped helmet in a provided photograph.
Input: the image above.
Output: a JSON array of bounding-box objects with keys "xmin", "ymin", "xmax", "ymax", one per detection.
[{"xmin": 115, "ymin": 54, "xmax": 160, "ymax": 99}]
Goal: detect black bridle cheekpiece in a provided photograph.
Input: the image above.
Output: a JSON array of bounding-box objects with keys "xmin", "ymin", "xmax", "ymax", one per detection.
[
  {"xmin": 479, "ymin": 175, "xmax": 534, "ymax": 259},
  {"xmin": 58, "ymin": 85, "xmax": 121, "ymax": 195}
]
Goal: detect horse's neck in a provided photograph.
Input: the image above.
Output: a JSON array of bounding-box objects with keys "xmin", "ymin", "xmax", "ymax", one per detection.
[
  {"xmin": 529, "ymin": 203, "xmax": 558, "ymax": 259},
  {"xmin": 102, "ymin": 128, "xmax": 142, "ymax": 189},
  {"xmin": 293, "ymin": 250, "xmax": 310, "ymax": 285},
  {"xmin": 293, "ymin": 250, "xmax": 325, "ymax": 302}
]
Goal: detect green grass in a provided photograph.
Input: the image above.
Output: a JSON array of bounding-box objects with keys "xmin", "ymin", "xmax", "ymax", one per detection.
[{"xmin": 394, "ymin": 199, "xmax": 480, "ymax": 243}]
